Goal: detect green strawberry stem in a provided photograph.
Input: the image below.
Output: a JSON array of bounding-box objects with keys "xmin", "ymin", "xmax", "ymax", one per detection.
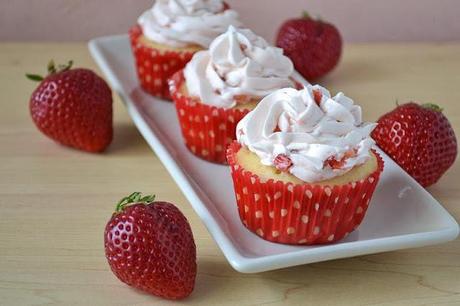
[
  {"xmin": 47, "ymin": 60, "xmax": 57, "ymax": 74},
  {"xmin": 302, "ymin": 10, "xmax": 323, "ymax": 22},
  {"xmin": 421, "ymin": 103, "xmax": 443, "ymax": 112},
  {"xmin": 302, "ymin": 11, "xmax": 311, "ymax": 19},
  {"xmin": 115, "ymin": 192, "xmax": 155, "ymax": 213},
  {"xmin": 26, "ymin": 60, "xmax": 74, "ymax": 82}
]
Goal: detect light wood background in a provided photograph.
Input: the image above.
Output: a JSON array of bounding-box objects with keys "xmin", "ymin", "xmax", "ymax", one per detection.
[{"xmin": 0, "ymin": 42, "xmax": 459, "ymax": 305}]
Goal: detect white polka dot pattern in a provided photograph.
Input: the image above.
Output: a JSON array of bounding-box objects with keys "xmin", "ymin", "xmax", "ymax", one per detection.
[
  {"xmin": 130, "ymin": 25, "xmax": 196, "ymax": 99},
  {"xmin": 227, "ymin": 142, "xmax": 384, "ymax": 245},
  {"xmin": 170, "ymin": 71, "xmax": 250, "ymax": 164}
]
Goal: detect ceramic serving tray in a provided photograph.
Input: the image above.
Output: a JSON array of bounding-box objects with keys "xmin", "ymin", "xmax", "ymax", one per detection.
[{"xmin": 89, "ymin": 35, "xmax": 459, "ymax": 273}]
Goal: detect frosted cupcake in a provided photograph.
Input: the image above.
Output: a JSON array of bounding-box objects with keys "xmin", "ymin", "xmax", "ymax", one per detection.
[
  {"xmin": 227, "ymin": 85, "xmax": 384, "ymax": 244},
  {"xmin": 130, "ymin": 0, "xmax": 241, "ymax": 99},
  {"xmin": 169, "ymin": 26, "xmax": 298, "ymax": 163}
]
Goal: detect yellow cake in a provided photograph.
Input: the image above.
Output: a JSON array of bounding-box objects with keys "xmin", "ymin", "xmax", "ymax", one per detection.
[
  {"xmin": 138, "ymin": 35, "xmax": 203, "ymax": 53},
  {"xmin": 178, "ymin": 82, "xmax": 259, "ymax": 111},
  {"xmin": 236, "ymin": 146, "xmax": 379, "ymax": 186}
]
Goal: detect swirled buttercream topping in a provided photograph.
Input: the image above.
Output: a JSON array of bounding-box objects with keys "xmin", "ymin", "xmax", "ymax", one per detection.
[
  {"xmin": 184, "ymin": 26, "xmax": 295, "ymax": 108},
  {"xmin": 138, "ymin": 0, "xmax": 241, "ymax": 48},
  {"xmin": 236, "ymin": 85, "xmax": 376, "ymax": 182}
]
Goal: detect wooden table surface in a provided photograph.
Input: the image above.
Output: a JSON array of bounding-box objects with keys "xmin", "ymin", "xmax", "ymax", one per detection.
[{"xmin": 1, "ymin": 42, "xmax": 459, "ymax": 306}]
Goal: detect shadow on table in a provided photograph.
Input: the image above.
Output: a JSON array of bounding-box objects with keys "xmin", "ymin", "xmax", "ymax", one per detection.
[{"xmin": 106, "ymin": 121, "xmax": 147, "ymax": 154}]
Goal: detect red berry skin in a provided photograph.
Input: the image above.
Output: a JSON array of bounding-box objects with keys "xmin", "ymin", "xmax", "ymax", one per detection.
[
  {"xmin": 29, "ymin": 68, "xmax": 113, "ymax": 152},
  {"xmin": 104, "ymin": 202, "xmax": 196, "ymax": 300},
  {"xmin": 372, "ymin": 103, "xmax": 457, "ymax": 187},
  {"xmin": 276, "ymin": 17, "xmax": 342, "ymax": 81}
]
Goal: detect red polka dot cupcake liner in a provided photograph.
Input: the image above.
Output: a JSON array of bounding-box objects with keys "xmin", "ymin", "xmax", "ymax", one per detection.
[
  {"xmin": 129, "ymin": 25, "xmax": 197, "ymax": 100},
  {"xmin": 226, "ymin": 142, "xmax": 384, "ymax": 245},
  {"xmin": 169, "ymin": 71, "xmax": 250, "ymax": 164}
]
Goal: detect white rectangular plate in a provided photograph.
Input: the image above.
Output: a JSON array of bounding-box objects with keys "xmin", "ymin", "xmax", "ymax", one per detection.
[{"xmin": 89, "ymin": 35, "xmax": 459, "ymax": 273}]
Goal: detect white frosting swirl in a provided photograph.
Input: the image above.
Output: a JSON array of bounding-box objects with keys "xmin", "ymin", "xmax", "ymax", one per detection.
[
  {"xmin": 236, "ymin": 85, "xmax": 377, "ymax": 183},
  {"xmin": 184, "ymin": 26, "xmax": 295, "ymax": 109},
  {"xmin": 138, "ymin": 0, "xmax": 241, "ymax": 48}
]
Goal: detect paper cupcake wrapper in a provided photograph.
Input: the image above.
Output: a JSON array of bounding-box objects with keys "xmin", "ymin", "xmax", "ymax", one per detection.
[
  {"xmin": 169, "ymin": 71, "xmax": 250, "ymax": 164},
  {"xmin": 129, "ymin": 25, "xmax": 197, "ymax": 100},
  {"xmin": 227, "ymin": 142, "xmax": 384, "ymax": 245}
]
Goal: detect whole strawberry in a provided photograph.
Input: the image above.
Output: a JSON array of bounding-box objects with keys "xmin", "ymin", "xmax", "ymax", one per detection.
[
  {"xmin": 276, "ymin": 12, "xmax": 342, "ymax": 81},
  {"xmin": 27, "ymin": 60, "xmax": 112, "ymax": 152},
  {"xmin": 372, "ymin": 103, "xmax": 457, "ymax": 187},
  {"xmin": 104, "ymin": 192, "xmax": 196, "ymax": 300}
]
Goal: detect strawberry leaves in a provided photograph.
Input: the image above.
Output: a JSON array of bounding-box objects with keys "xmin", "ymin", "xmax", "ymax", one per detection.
[
  {"xmin": 115, "ymin": 192, "xmax": 156, "ymax": 213},
  {"xmin": 25, "ymin": 74, "xmax": 44, "ymax": 82},
  {"xmin": 26, "ymin": 59, "xmax": 74, "ymax": 82}
]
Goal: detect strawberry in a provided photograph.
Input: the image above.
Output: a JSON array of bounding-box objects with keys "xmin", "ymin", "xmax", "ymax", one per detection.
[
  {"xmin": 372, "ymin": 102, "xmax": 457, "ymax": 187},
  {"xmin": 104, "ymin": 192, "xmax": 196, "ymax": 300},
  {"xmin": 276, "ymin": 12, "xmax": 342, "ymax": 81},
  {"xmin": 27, "ymin": 60, "xmax": 112, "ymax": 152},
  {"xmin": 312, "ymin": 88, "xmax": 323, "ymax": 105},
  {"xmin": 325, "ymin": 149, "xmax": 357, "ymax": 169},
  {"xmin": 274, "ymin": 154, "xmax": 293, "ymax": 172}
]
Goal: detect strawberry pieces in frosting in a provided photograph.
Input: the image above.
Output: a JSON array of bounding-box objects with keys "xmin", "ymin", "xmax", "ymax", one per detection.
[
  {"xmin": 274, "ymin": 154, "xmax": 293, "ymax": 172},
  {"xmin": 325, "ymin": 149, "xmax": 357, "ymax": 169},
  {"xmin": 312, "ymin": 89, "xmax": 322, "ymax": 105}
]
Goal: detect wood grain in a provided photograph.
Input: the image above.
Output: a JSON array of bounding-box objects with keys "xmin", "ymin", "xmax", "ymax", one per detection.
[{"xmin": 0, "ymin": 42, "xmax": 459, "ymax": 305}]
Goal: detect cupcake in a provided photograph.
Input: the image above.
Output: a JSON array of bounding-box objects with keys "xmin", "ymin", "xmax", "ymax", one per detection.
[
  {"xmin": 227, "ymin": 86, "xmax": 384, "ymax": 244},
  {"xmin": 130, "ymin": 0, "xmax": 241, "ymax": 99},
  {"xmin": 169, "ymin": 26, "xmax": 298, "ymax": 163}
]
